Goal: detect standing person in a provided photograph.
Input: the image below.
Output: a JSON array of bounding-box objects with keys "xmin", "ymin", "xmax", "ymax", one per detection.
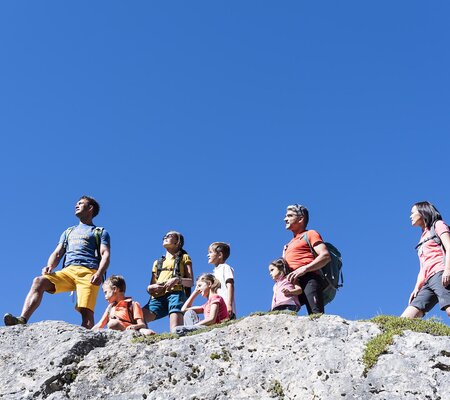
[
  {"xmin": 4, "ymin": 196, "xmax": 111, "ymax": 328},
  {"xmin": 269, "ymin": 258, "xmax": 302, "ymax": 312},
  {"xmin": 207, "ymin": 242, "xmax": 236, "ymax": 319},
  {"xmin": 283, "ymin": 204, "xmax": 331, "ymax": 315},
  {"xmin": 143, "ymin": 231, "xmax": 193, "ymax": 333},
  {"xmin": 401, "ymin": 201, "xmax": 450, "ymax": 319},
  {"xmin": 174, "ymin": 273, "xmax": 228, "ymax": 335}
]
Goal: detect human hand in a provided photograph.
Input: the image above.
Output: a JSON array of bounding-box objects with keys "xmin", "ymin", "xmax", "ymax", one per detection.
[
  {"xmin": 147, "ymin": 284, "xmax": 165, "ymax": 296},
  {"xmin": 409, "ymin": 289, "xmax": 419, "ymax": 304},
  {"xmin": 90, "ymin": 272, "xmax": 103, "ymax": 286},
  {"xmin": 442, "ymin": 270, "xmax": 450, "ymax": 288},
  {"xmin": 164, "ymin": 277, "xmax": 180, "ymax": 291},
  {"xmin": 281, "ymin": 288, "xmax": 294, "ymax": 296},
  {"xmin": 194, "ymin": 285, "xmax": 202, "ymax": 295},
  {"xmin": 287, "ymin": 268, "xmax": 305, "ymax": 284},
  {"xmin": 42, "ymin": 266, "xmax": 53, "ymax": 275}
]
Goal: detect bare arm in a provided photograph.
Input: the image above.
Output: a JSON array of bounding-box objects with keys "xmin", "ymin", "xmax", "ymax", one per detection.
[
  {"xmin": 225, "ymin": 280, "xmax": 235, "ymax": 316},
  {"xmin": 42, "ymin": 243, "xmax": 66, "ymax": 275},
  {"xmin": 287, "ymin": 243, "xmax": 331, "ymax": 283},
  {"xmin": 441, "ymin": 232, "xmax": 450, "ymax": 287},
  {"xmin": 92, "ymin": 308, "xmax": 109, "ymax": 330},
  {"xmin": 125, "ymin": 318, "xmax": 147, "ymax": 331},
  {"xmin": 91, "ymin": 244, "xmax": 110, "ymax": 286},
  {"xmin": 281, "ymin": 283, "xmax": 303, "ymax": 296},
  {"xmin": 181, "ymin": 287, "xmax": 201, "ymax": 312},
  {"xmin": 197, "ymin": 303, "xmax": 219, "ymax": 326}
]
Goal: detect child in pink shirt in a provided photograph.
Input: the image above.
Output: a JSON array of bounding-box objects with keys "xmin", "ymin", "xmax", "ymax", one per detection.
[
  {"xmin": 173, "ymin": 273, "xmax": 228, "ymax": 335},
  {"xmin": 269, "ymin": 258, "xmax": 302, "ymax": 312}
]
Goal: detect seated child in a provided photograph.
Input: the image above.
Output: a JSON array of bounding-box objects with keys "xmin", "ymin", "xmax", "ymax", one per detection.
[
  {"xmin": 93, "ymin": 275, "xmax": 147, "ymax": 332},
  {"xmin": 208, "ymin": 242, "xmax": 236, "ymax": 319},
  {"xmin": 269, "ymin": 258, "xmax": 302, "ymax": 312},
  {"xmin": 173, "ymin": 273, "xmax": 228, "ymax": 335}
]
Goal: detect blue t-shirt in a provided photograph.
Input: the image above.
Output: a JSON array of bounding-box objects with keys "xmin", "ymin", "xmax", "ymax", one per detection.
[{"xmin": 58, "ymin": 223, "xmax": 111, "ymax": 269}]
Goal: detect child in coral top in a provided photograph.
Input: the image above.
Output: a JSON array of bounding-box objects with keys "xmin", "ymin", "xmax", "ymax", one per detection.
[
  {"xmin": 269, "ymin": 258, "xmax": 302, "ymax": 312},
  {"xmin": 173, "ymin": 273, "xmax": 228, "ymax": 335},
  {"xmin": 93, "ymin": 275, "xmax": 147, "ymax": 332}
]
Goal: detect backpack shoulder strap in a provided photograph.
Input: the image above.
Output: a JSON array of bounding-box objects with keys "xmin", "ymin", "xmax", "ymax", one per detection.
[
  {"xmin": 155, "ymin": 256, "xmax": 165, "ymax": 279},
  {"xmin": 302, "ymin": 230, "xmax": 317, "ymax": 257},
  {"xmin": 63, "ymin": 226, "xmax": 76, "ymax": 248},
  {"xmin": 173, "ymin": 254, "xmax": 183, "ymax": 277},
  {"xmin": 61, "ymin": 226, "xmax": 76, "ymax": 269},
  {"xmin": 93, "ymin": 227, "xmax": 104, "ymax": 254},
  {"xmin": 126, "ymin": 301, "xmax": 136, "ymax": 324}
]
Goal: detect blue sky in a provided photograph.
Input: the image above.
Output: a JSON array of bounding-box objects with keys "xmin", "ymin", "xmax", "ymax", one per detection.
[{"xmin": 1, "ymin": 2, "xmax": 449, "ymax": 333}]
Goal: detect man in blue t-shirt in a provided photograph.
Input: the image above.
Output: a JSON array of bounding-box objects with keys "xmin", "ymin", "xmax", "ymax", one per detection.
[{"xmin": 4, "ymin": 196, "xmax": 111, "ymax": 329}]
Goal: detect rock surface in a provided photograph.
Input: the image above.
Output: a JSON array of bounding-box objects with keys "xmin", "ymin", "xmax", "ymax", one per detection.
[{"xmin": 0, "ymin": 314, "xmax": 449, "ymax": 399}]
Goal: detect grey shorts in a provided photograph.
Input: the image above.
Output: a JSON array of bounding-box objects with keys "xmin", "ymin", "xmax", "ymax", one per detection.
[{"xmin": 410, "ymin": 271, "xmax": 450, "ymax": 313}]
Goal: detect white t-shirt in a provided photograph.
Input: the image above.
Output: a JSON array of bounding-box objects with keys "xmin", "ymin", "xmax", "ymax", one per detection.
[{"xmin": 213, "ymin": 263, "xmax": 236, "ymax": 314}]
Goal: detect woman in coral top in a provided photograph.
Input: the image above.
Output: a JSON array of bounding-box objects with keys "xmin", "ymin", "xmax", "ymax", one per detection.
[{"xmin": 402, "ymin": 201, "xmax": 450, "ymax": 319}]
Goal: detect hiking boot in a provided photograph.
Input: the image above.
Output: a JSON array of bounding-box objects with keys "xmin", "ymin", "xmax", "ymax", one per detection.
[{"xmin": 3, "ymin": 313, "xmax": 27, "ymax": 326}]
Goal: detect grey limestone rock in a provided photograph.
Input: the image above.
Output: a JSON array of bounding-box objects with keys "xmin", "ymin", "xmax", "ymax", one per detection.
[{"xmin": 0, "ymin": 314, "xmax": 448, "ymax": 399}]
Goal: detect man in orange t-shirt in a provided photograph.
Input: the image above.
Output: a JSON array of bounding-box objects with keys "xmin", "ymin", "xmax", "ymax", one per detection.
[{"xmin": 283, "ymin": 204, "xmax": 331, "ymax": 314}]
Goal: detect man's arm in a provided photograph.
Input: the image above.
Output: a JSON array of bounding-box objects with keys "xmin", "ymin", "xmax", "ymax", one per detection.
[
  {"xmin": 287, "ymin": 243, "xmax": 331, "ymax": 283},
  {"xmin": 42, "ymin": 243, "xmax": 66, "ymax": 275},
  {"xmin": 91, "ymin": 244, "xmax": 110, "ymax": 286}
]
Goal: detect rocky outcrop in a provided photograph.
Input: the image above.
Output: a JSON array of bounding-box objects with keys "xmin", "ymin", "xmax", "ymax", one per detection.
[{"xmin": 1, "ymin": 314, "xmax": 449, "ymax": 399}]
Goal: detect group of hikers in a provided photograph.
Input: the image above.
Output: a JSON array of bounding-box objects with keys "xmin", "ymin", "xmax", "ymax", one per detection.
[{"xmin": 3, "ymin": 196, "xmax": 450, "ymax": 334}]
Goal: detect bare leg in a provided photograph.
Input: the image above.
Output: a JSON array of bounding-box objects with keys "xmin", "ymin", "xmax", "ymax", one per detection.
[
  {"xmin": 445, "ymin": 306, "xmax": 450, "ymax": 318},
  {"xmin": 143, "ymin": 308, "xmax": 156, "ymax": 324},
  {"xmin": 401, "ymin": 306, "xmax": 424, "ymax": 318},
  {"xmin": 107, "ymin": 319, "xmax": 126, "ymax": 331},
  {"xmin": 169, "ymin": 312, "xmax": 183, "ymax": 333},
  {"xmin": 79, "ymin": 308, "xmax": 95, "ymax": 329},
  {"xmin": 139, "ymin": 308, "xmax": 157, "ymax": 335},
  {"xmin": 21, "ymin": 276, "xmax": 56, "ymax": 321}
]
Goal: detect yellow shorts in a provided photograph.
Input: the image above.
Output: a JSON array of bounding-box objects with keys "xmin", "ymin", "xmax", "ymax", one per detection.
[{"xmin": 45, "ymin": 265, "xmax": 100, "ymax": 312}]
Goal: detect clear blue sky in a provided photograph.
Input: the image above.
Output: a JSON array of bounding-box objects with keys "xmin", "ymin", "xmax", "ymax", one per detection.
[{"xmin": 1, "ymin": 2, "xmax": 449, "ymax": 333}]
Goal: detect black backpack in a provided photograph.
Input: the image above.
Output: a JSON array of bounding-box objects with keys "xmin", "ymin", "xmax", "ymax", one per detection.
[{"xmin": 302, "ymin": 231, "xmax": 343, "ymax": 306}]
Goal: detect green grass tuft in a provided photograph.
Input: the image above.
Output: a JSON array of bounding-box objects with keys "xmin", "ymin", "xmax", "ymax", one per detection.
[{"xmin": 362, "ymin": 315, "xmax": 450, "ymax": 374}]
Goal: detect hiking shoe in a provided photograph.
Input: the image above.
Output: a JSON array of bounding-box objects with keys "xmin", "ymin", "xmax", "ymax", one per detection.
[{"xmin": 3, "ymin": 313, "xmax": 26, "ymax": 326}]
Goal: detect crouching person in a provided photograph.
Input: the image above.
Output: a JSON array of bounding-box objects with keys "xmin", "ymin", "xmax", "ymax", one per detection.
[
  {"xmin": 173, "ymin": 274, "xmax": 228, "ymax": 336},
  {"xmin": 93, "ymin": 275, "xmax": 147, "ymax": 332}
]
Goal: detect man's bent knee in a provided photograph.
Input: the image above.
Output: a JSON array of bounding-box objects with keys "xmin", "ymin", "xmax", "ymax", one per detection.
[{"xmin": 32, "ymin": 276, "xmax": 55, "ymax": 293}]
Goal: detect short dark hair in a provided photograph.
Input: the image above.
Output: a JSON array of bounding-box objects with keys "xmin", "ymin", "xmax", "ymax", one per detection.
[
  {"xmin": 286, "ymin": 204, "xmax": 309, "ymax": 227},
  {"xmin": 80, "ymin": 195, "xmax": 100, "ymax": 217},
  {"xmin": 209, "ymin": 242, "xmax": 231, "ymax": 261},
  {"xmin": 104, "ymin": 275, "xmax": 126, "ymax": 292},
  {"xmin": 414, "ymin": 201, "xmax": 442, "ymax": 229}
]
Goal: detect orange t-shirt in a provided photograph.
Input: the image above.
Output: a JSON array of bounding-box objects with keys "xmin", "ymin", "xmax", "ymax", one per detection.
[
  {"xmin": 98, "ymin": 297, "xmax": 144, "ymax": 328},
  {"xmin": 284, "ymin": 230, "xmax": 324, "ymax": 270}
]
